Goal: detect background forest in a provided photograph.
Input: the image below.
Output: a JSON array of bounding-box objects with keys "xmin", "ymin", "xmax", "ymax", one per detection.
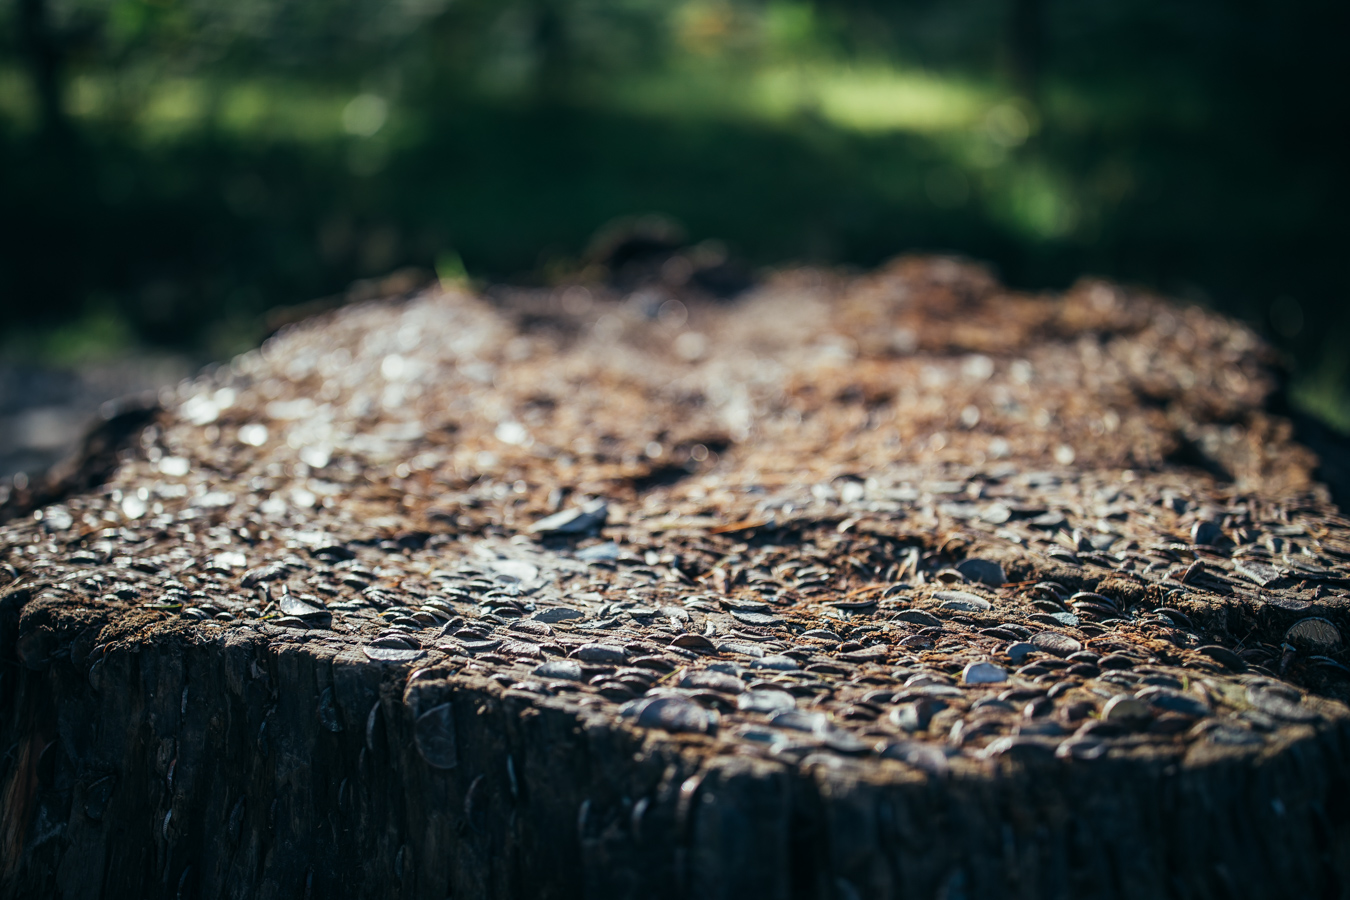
[{"xmin": 1, "ymin": 0, "xmax": 1347, "ymax": 424}]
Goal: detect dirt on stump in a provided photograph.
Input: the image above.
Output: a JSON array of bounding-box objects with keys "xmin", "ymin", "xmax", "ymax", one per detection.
[{"xmin": 3, "ymin": 256, "xmax": 1350, "ymax": 899}]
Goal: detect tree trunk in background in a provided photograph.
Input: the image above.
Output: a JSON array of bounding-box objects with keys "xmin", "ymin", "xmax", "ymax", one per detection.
[
  {"xmin": 1009, "ymin": 0, "xmax": 1044, "ymax": 97},
  {"xmin": 17, "ymin": 0, "xmax": 67, "ymax": 139}
]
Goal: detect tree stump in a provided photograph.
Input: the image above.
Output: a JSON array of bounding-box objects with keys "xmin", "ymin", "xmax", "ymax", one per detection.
[{"xmin": 3, "ymin": 256, "xmax": 1349, "ymax": 899}]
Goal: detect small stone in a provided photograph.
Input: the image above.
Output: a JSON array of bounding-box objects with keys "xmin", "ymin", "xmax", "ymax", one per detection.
[
  {"xmin": 769, "ymin": 709, "xmax": 831, "ymax": 734},
  {"xmin": 457, "ymin": 639, "xmax": 501, "ymax": 654},
  {"xmin": 893, "ymin": 610, "xmax": 942, "ymax": 628},
  {"xmin": 1098, "ymin": 654, "xmax": 1135, "ymax": 670},
  {"xmin": 1285, "ymin": 617, "xmax": 1341, "ymax": 650},
  {"xmin": 734, "ymin": 726, "xmax": 788, "ymax": 748},
  {"xmin": 730, "ymin": 610, "xmax": 783, "ymax": 627},
  {"xmin": 1154, "ymin": 607, "xmax": 1195, "ymax": 631},
  {"xmin": 1069, "ymin": 592, "xmax": 1116, "ymax": 611},
  {"xmin": 1046, "ymin": 682, "xmax": 1078, "ymax": 701},
  {"xmin": 1246, "ymin": 686, "xmax": 1318, "ymax": 723},
  {"xmin": 499, "ymin": 640, "xmax": 542, "ymax": 658},
  {"xmin": 372, "ymin": 635, "xmax": 418, "ymax": 650},
  {"xmin": 529, "ymin": 500, "xmax": 608, "ymax": 536},
  {"xmin": 533, "ymin": 660, "xmax": 583, "ymax": 681},
  {"xmin": 956, "ymin": 558, "xmax": 1006, "ymax": 586},
  {"xmin": 1029, "ymin": 511, "xmax": 1067, "ymax": 529},
  {"xmin": 718, "ymin": 641, "xmax": 765, "ymax": 659},
  {"xmin": 1234, "ymin": 559, "xmax": 1282, "ymax": 587},
  {"xmin": 934, "ymin": 590, "xmax": 992, "ymax": 612},
  {"xmin": 737, "ymin": 689, "xmax": 797, "ymax": 714},
  {"xmin": 1055, "ymin": 737, "xmax": 1107, "ymax": 760},
  {"xmin": 972, "ymin": 697, "xmax": 1015, "ymax": 712},
  {"xmin": 414, "ymin": 704, "xmax": 457, "ymax": 769},
  {"xmin": 83, "ymin": 775, "xmax": 117, "ymax": 821},
  {"xmin": 1021, "ymin": 696, "xmax": 1054, "ymax": 718},
  {"xmin": 241, "ymin": 563, "xmax": 289, "ymax": 588},
  {"xmin": 750, "ymin": 655, "xmax": 800, "ymax": 671},
  {"xmin": 670, "ymin": 633, "xmax": 717, "ymax": 651},
  {"xmin": 1014, "ymin": 718, "xmax": 1066, "ymax": 737},
  {"xmin": 679, "ymin": 670, "xmax": 746, "ymax": 694},
  {"xmin": 889, "ymin": 702, "xmax": 933, "ymax": 733},
  {"xmin": 193, "ymin": 491, "xmax": 235, "ymax": 509},
  {"xmin": 279, "ymin": 591, "xmax": 328, "ymax": 619},
  {"xmin": 626, "ymin": 696, "xmax": 715, "ymax": 734},
  {"xmin": 980, "ymin": 736, "xmax": 1056, "ymax": 761},
  {"xmin": 1031, "ymin": 632, "xmax": 1082, "ymax": 657},
  {"xmin": 826, "ymin": 599, "xmax": 879, "ymax": 613},
  {"xmin": 1135, "ymin": 686, "xmax": 1210, "ymax": 718},
  {"xmin": 1204, "ymin": 724, "xmax": 1265, "ymax": 746},
  {"xmin": 1312, "ymin": 657, "xmax": 1350, "ymax": 677},
  {"xmin": 318, "ymin": 686, "xmax": 343, "ymax": 732},
  {"xmin": 40, "ymin": 506, "xmax": 75, "ymax": 532},
  {"xmin": 721, "ymin": 598, "xmax": 773, "ymax": 613},
  {"xmin": 979, "ymin": 504, "xmax": 1013, "ymax": 524},
  {"xmin": 363, "ymin": 646, "xmax": 426, "ymax": 663},
  {"xmin": 595, "ymin": 681, "xmax": 637, "ymax": 701},
  {"xmin": 838, "ymin": 645, "xmax": 889, "ymax": 663},
  {"xmin": 962, "ymin": 662, "xmax": 1008, "ymax": 684},
  {"xmin": 878, "ymin": 740, "xmax": 949, "ymax": 776},
  {"xmin": 534, "ymin": 607, "xmax": 585, "ymax": 623},
  {"xmin": 822, "ymin": 729, "xmax": 869, "ymax": 755},
  {"xmin": 576, "ymin": 541, "xmax": 620, "ymax": 562},
  {"xmin": 1006, "ymin": 642, "xmax": 1036, "ymax": 663},
  {"xmin": 1101, "ymin": 695, "xmax": 1152, "ymax": 724},
  {"xmin": 509, "ymin": 621, "xmax": 554, "ymax": 638},
  {"xmin": 485, "ymin": 558, "xmax": 539, "ymax": 586},
  {"xmin": 899, "ymin": 683, "xmax": 964, "ymax": 701},
  {"xmin": 629, "ymin": 656, "xmax": 676, "ymax": 672},
  {"xmin": 1191, "ymin": 520, "xmax": 1224, "ymax": 546},
  {"xmin": 573, "ymin": 643, "xmax": 627, "ymax": 664},
  {"xmin": 1197, "ymin": 645, "xmax": 1246, "ymax": 671}
]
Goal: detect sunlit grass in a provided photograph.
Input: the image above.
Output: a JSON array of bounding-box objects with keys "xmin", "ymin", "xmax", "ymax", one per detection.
[
  {"xmin": 754, "ymin": 65, "xmax": 991, "ymax": 134},
  {"xmin": 592, "ymin": 61, "xmax": 1088, "ymax": 242},
  {"xmin": 598, "ymin": 60, "xmax": 999, "ymax": 136},
  {"xmin": 3, "ymin": 57, "xmax": 1083, "ymax": 246},
  {"xmin": 140, "ymin": 79, "xmax": 210, "ymax": 137},
  {"xmin": 0, "ymin": 68, "xmax": 38, "ymax": 131},
  {"xmin": 1293, "ymin": 357, "xmax": 1350, "ymax": 434},
  {"xmin": 992, "ymin": 163, "xmax": 1079, "ymax": 239},
  {"xmin": 31, "ymin": 69, "xmax": 373, "ymax": 144},
  {"xmin": 1294, "ymin": 386, "xmax": 1350, "ymax": 433}
]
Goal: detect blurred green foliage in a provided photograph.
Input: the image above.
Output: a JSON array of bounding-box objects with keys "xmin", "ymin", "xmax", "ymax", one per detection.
[{"xmin": 0, "ymin": 0, "xmax": 1346, "ymax": 423}]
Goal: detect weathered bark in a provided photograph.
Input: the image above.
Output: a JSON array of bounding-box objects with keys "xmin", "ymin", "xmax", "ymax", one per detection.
[
  {"xmin": 3, "ymin": 256, "xmax": 1350, "ymax": 898},
  {"xmin": 5, "ymin": 599, "xmax": 1348, "ymax": 900}
]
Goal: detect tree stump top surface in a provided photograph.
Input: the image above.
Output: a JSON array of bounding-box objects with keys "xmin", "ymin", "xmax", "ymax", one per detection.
[{"xmin": 6, "ymin": 255, "xmax": 1350, "ymax": 786}]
